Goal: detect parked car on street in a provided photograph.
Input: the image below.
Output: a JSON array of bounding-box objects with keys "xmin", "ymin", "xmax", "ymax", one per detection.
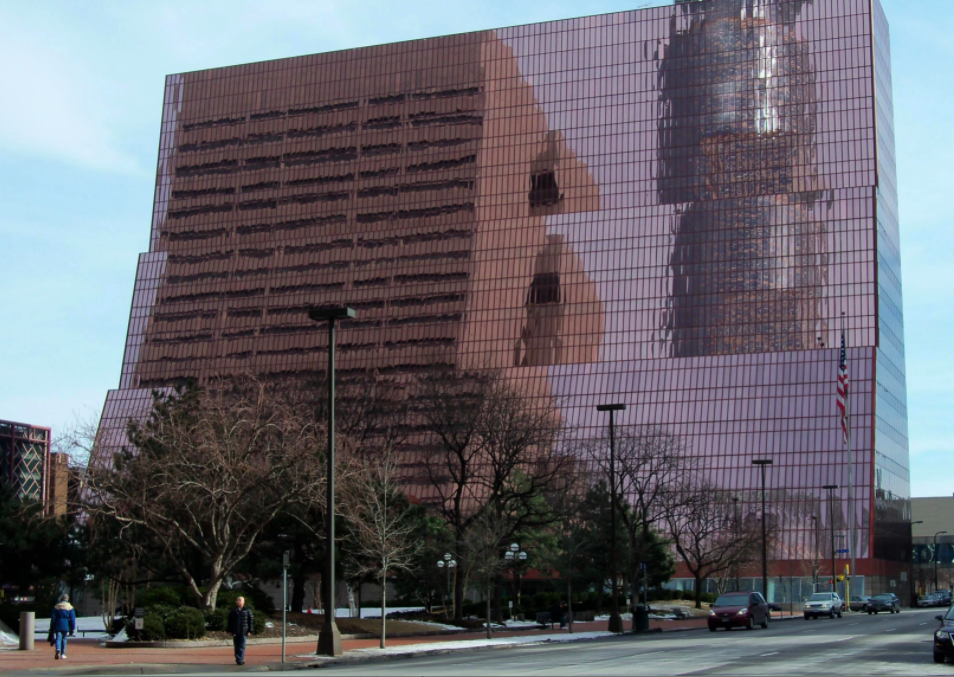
[
  {"xmin": 919, "ymin": 593, "xmax": 941, "ymax": 608},
  {"xmin": 803, "ymin": 592, "xmax": 844, "ymax": 619},
  {"xmin": 937, "ymin": 590, "xmax": 953, "ymax": 607},
  {"xmin": 708, "ymin": 592, "xmax": 770, "ymax": 632},
  {"xmin": 867, "ymin": 593, "xmax": 901, "ymax": 614},
  {"xmin": 849, "ymin": 595, "xmax": 872, "ymax": 612},
  {"xmin": 934, "ymin": 606, "xmax": 954, "ymax": 663}
]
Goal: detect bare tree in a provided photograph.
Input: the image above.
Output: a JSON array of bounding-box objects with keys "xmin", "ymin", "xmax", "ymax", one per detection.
[
  {"xmin": 83, "ymin": 375, "xmax": 329, "ymax": 610},
  {"xmin": 341, "ymin": 449, "xmax": 420, "ymax": 648},
  {"xmin": 418, "ymin": 369, "xmax": 570, "ymax": 620},
  {"xmin": 550, "ymin": 462, "xmax": 593, "ymax": 633},
  {"xmin": 463, "ymin": 508, "xmax": 510, "ymax": 639},
  {"xmin": 594, "ymin": 425, "xmax": 688, "ymax": 605},
  {"xmin": 665, "ymin": 480, "xmax": 763, "ymax": 609}
]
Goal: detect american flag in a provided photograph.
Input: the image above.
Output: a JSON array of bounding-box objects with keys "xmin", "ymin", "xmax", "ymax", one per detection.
[{"xmin": 836, "ymin": 331, "xmax": 849, "ymax": 442}]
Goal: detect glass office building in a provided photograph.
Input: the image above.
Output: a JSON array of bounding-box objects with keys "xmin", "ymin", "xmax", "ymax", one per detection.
[{"xmin": 98, "ymin": 0, "xmax": 909, "ymax": 596}]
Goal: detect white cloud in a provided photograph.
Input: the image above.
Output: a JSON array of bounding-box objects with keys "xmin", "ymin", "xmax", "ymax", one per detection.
[{"xmin": 0, "ymin": 11, "xmax": 141, "ymax": 174}]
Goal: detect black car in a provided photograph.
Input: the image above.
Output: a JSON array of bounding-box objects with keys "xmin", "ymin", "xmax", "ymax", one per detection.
[
  {"xmin": 867, "ymin": 593, "xmax": 901, "ymax": 614},
  {"xmin": 937, "ymin": 590, "xmax": 953, "ymax": 608},
  {"xmin": 934, "ymin": 606, "xmax": 954, "ymax": 663}
]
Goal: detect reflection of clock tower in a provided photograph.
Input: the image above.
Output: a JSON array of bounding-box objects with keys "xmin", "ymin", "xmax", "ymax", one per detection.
[{"xmin": 659, "ymin": 0, "xmax": 829, "ymax": 357}]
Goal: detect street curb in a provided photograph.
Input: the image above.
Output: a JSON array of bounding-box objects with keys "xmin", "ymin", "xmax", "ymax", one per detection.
[
  {"xmin": 102, "ymin": 627, "xmax": 468, "ymax": 649},
  {"xmin": 11, "ymin": 619, "xmax": 804, "ymax": 675}
]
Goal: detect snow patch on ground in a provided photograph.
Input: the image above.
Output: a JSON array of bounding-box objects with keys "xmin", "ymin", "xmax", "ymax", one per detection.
[
  {"xmin": 33, "ymin": 615, "xmax": 116, "ymax": 639},
  {"xmin": 501, "ymin": 619, "xmax": 544, "ymax": 629},
  {"xmin": 296, "ymin": 630, "xmax": 613, "ymax": 660},
  {"xmin": 301, "ymin": 606, "xmax": 426, "ymax": 619}
]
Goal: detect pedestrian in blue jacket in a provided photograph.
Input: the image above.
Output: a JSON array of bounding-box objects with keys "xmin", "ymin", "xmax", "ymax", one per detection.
[{"xmin": 50, "ymin": 594, "xmax": 76, "ymax": 660}]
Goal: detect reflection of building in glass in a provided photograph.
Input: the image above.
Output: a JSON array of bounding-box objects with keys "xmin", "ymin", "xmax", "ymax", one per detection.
[
  {"xmin": 659, "ymin": 0, "xmax": 829, "ymax": 358},
  {"xmin": 96, "ymin": 0, "xmax": 909, "ymax": 597},
  {"xmin": 0, "ymin": 418, "xmax": 52, "ymax": 508}
]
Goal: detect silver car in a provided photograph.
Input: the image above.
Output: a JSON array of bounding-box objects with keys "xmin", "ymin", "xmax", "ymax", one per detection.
[{"xmin": 804, "ymin": 592, "xmax": 844, "ymax": 619}]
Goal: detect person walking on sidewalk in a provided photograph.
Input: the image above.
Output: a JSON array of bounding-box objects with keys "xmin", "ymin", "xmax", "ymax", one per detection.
[
  {"xmin": 50, "ymin": 594, "xmax": 76, "ymax": 660},
  {"xmin": 227, "ymin": 596, "xmax": 254, "ymax": 665}
]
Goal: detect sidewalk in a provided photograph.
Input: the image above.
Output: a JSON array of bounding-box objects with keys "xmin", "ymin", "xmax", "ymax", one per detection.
[{"xmin": 0, "ymin": 617, "xmax": 715, "ymax": 674}]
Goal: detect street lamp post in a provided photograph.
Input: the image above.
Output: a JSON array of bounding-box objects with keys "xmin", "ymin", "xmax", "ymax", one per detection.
[
  {"xmin": 936, "ymin": 531, "xmax": 949, "ymax": 592},
  {"xmin": 505, "ymin": 543, "xmax": 527, "ymax": 619},
  {"xmin": 309, "ymin": 306, "xmax": 356, "ymax": 657},
  {"xmin": 822, "ymin": 485, "xmax": 839, "ymax": 594},
  {"xmin": 596, "ymin": 403, "xmax": 626, "ymax": 634},
  {"xmin": 909, "ymin": 521, "xmax": 923, "ymax": 605},
  {"xmin": 811, "ymin": 515, "xmax": 819, "ymax": 592},
  {"xmin": 732, "ymin": 497, "xmax": 741, "ymax": 591},
  {"xmin": 752, "ymin": 459, "xmax": 773, "ymax": 600},
  {"xmin": 437, "ymin": 554, "xmax": 456, "ymax": 618}
]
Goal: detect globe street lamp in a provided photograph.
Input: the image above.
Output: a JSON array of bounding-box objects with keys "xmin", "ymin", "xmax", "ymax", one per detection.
[
  {"xmin": 596, "ymin": 403, "xmax": 626, "ymax": 634},
  {"xmin": 752, "ymin": 459, "xmax": 773, "ymax": 600},
  {"xmin": 437, "ymin": 554, "xmax": 456, "ymax": 618},
  {"xmin": 936, "ymin": 531, "xmax": 949, "ymax": 592},
  {"xmin": 308, "ymin": 305, "xmax": 355, "ymax": 657},
  {"xmin": 822, "ymin": 485, "xmax": 839, "ymax": 594},
  {"xmin": 505, "ymin": 543, "xmax": 527, "ymax": 618}
]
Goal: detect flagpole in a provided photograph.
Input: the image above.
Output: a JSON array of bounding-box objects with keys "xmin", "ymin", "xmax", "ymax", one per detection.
[{"xmin": 843, "ymin": 311, "xmax": 855, "ymax": 604}]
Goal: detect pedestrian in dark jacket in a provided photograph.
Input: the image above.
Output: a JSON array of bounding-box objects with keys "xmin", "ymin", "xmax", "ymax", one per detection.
[
  {"xmin": 226, "ymin": 597, "xmax": 254, "ymax": 665},
  {"xmin": 50, "ymin": 594, "xmax": 76, "ymax": 660}
]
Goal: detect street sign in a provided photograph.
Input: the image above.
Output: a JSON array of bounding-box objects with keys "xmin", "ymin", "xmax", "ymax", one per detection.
[
  {"xmin": 639, "ymin": 562, "xmax": 649, "ymax": 572},
  {"xmin": 836, "ymin": 549, "xmax": 849, "ymax": 554},
  {"xmin": 134, "ymin": 618, "xmax": 144, "ymax": 630}
]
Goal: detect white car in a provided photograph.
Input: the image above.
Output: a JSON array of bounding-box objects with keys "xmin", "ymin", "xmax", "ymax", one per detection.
[{"xmin": 804, "ymin": 592, "xmax": 844, "ymax": 619}]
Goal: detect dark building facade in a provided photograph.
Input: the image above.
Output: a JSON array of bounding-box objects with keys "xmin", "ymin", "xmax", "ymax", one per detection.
[
  {"xmin": 0, "ymin": 419, "xmax": 52, "ymax": 508},
  {"xmin": 98, "ymin": 0, "xmax": 909, "ymax": 598}
]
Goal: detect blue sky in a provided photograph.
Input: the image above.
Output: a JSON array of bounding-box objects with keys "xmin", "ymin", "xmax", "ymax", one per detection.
[{"xmin": 0, "ymin": 0, "xmax": 950, "ymax": 496}]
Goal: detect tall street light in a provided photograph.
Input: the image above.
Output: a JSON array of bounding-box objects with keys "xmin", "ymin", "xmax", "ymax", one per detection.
[
  {"xmin": 308, "ymin": 306, "xmax": 355, "ymax": 657},
  {"xmin": 822, "ymin": 485, "xmax": 839, "ymax": 594},
  {"xmin": 596, "ymin": 403, "xmax": 626, "ymax": 634},
  {"xmin": 811, "ymin": 515, "xmax": 819, "ymax": 592},
  {"xmin": 752, "ymin": 459, "xmax": 773, "ymax": 600},
  {"xmin": 732, "ymin": 497, "xmax": 741, "ymax": 591},
  {"xmin": 911, "ymin": 521, "xmax": 923, "ymax": 604},
  {"xmin": 936, "ymin": 531, "xmax": 949, "ymax": 592}
]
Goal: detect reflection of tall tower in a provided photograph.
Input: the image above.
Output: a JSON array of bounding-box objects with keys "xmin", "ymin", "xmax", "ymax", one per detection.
[
  {"xmin": 659, "ymin": 0, "xmax": 829, "ymax": 357},
  {"xmin": 513, "ymin": 235, "xmax": 603, "ymax": 367}
]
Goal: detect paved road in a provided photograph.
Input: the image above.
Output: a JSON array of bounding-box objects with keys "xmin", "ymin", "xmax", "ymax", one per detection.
[{"xmin": 271, "ymin": 608, "xmax": 947, "ymax": 676}]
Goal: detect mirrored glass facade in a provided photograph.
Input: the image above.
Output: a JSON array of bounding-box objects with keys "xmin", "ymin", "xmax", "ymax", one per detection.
[{"xmin": 98, "ymin": 0, "xmax": 909, "ymax": 594}]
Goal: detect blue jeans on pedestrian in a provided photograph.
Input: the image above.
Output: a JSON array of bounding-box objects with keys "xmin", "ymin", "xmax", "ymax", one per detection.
[
  {"xmin": 55, "ymin": 631, "xmax": 68, "ymax": 655},
  {"xmin": 233, "ymin": 633, "xmax": 247, "ymax": 664}
]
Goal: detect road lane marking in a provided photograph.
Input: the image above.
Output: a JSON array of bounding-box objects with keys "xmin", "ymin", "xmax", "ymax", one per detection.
[
  {"xmin": 761, "ymin": 652, "xmax": 779, "ymax": 656},
  {"xmin": 921, "ymin": 622, "xmax": 928, "ymax": 626}
]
